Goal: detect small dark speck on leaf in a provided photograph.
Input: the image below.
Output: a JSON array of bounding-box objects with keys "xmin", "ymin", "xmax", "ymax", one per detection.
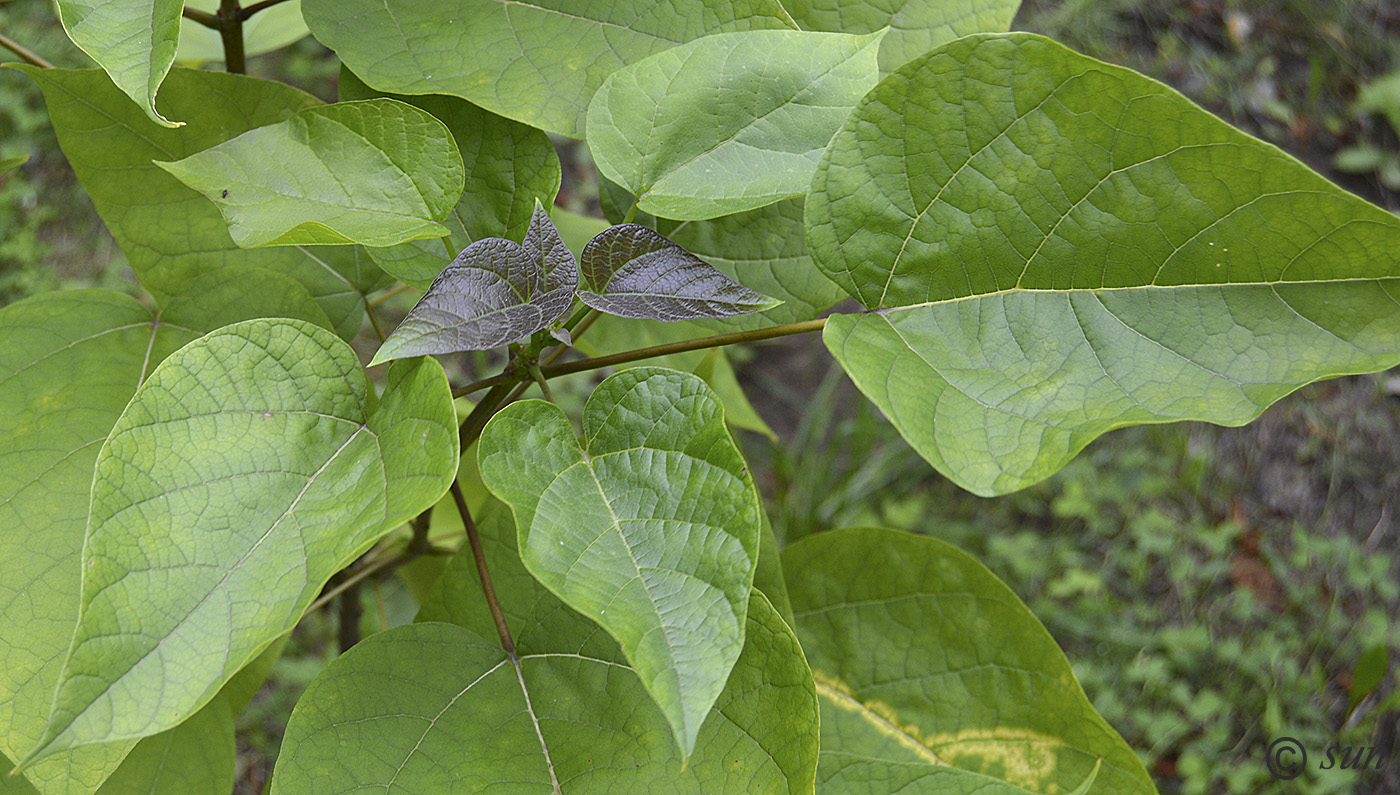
[{"xmin": 221, "ymin": 189, "xmax": 228, "ymax": 198}]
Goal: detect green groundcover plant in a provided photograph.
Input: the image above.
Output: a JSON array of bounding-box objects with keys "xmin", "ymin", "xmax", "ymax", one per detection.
[{"xmin": 2, "ymin": 2, "xmax": 1397, "ymax": 793}]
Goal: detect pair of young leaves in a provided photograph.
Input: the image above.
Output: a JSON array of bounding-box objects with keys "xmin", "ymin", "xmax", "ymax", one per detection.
[{"xmin": 370, "ymin": 203, "xmax": 779, "ymax": 365}]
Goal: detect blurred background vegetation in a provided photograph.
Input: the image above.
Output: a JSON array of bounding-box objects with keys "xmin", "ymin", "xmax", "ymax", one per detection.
[{"xmin": 2, "ymin": 1, "xmax": 1397, "ymax": 792}]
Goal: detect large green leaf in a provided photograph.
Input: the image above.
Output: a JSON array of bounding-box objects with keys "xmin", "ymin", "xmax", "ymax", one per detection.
[
  {"xmin": 785, "ymin": 0, "xmax": 1022, "ymax": 71},
  {"xmin": 339, "ymin": 68, "xmax": 562, "ymax": 287},
  {"xmin": 588, "ymin": 29, "xmax": 883, "ymax": 220},
  {"xmin": 17, "ymin": 66, "xmax": 382, "ymax": 338},
  {"xmin": 0, "ymin": 287, "xmax": 312, "ymax": 794},
  {"xmin": 177, "ymin": 0, "xmax": 309, "ymax": 64},
  {"xmin": 784, "ymin": 527, "xmax": 1150, "ymax": 795},
  {"xmin": 477, "ymin": 368, "xmax": 762, "ymax": 756},
  {"xmin": 269, "ymin": 500, "xmax": 817, "ymax": 794},
  {"xmin": 24, "ymin": 321, "xmax": 457, "ymax": 761},
  {"xmin": 302, "ymin": 0, "xmax": 797, "ymax": 138},
  {"xmin": 807, "ymin": 33, "xmax": 1400, "ymax": 496},
  {"xmin": 155, "ymin": 99, "xmax": 463, "ymax": 248},
  {"xmin": 91, "ymin": 697, "xmax": 233, "ymax": 795},
  {"xmin": 53, "ymin": 0, "xmax": 183, "ymax": 127},
  {"xmin": 0, "ymin": 292, "xmax": 197, "ymax": 794}
]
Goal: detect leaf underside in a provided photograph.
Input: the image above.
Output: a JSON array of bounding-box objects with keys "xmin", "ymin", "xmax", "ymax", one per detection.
[
  {"xmin": 28, "ymin": 321, "xmax": 456, "ymax": 761},
  {"xmin": 270, "ymin": 499, "xmax": 816, "ymax": 794},
  {"xmin": 807, "ymin": 33, "xmax": 1400, "ymax": 496},
  {"xmin": 478, "ymin": 368, "xmax": 762, "ymax": 756}
]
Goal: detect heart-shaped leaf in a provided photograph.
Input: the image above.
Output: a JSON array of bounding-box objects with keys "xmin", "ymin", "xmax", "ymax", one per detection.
[
  {"xmin": 0, "ymin": 292, "xmax": 198, "ymax": 793},
  {"xmin": 338, "ymin": 68, "xmax": 563, "ymax": 288},
  {"xmin": 0, "ymin": 287, "xmax": 316, "ymax": 794},
  {"xmin": 477, "ymin": 368, "xmax": 762, "ymax": 756},
  {"xmin": 578, "ymin": 224, "xmax": 779, "ymax": 320},
  {"xmin": 24, "ymin": 321, "xmax": 457, "ymax": 762},
  {"xmin": 301, "ymin": 0, "xmax": 797, "ymax": 138},
  {"xmin": 53, "ymin": 0, "xmax": 183, "ymax": 127},
  {"xmin": 785, "ymin": 527, "xmax": 1152, "ymax": 795},
  {"xmin": 785, "ymin": 0, "xmax": 1022, "ymax": 72},
  {"xmin": 155, "ymin": 99, "xmax": 464, "ymax": 248},
  {"xmin": 18, "ymin": 66, "xmax": 383, "ymax": 338},
  {"xmin": 269, "ymin": 499, "xmax": 815, "ymax": 794},
  {"xmin": 587, "ymin": 29, "xmax": 884, "ymax": 220},
  {"xmin": 807, "ymin": 33, "xmax": 1400, "ymax": 496},
  {"xmin": 371, "ymin": 203, "xmax": 577, "ymax": 364}
]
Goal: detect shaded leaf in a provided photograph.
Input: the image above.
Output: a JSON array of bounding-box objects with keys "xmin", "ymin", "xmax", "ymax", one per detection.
[
  {"xmin": 371, "ymin": 203, "xmax": 577, "ymax": 363},
  {"xmin": 578, "ymin": 224, "xmax": 779, "ymax": 320},
  {"xmin": 0, "ymin": 291, "xmax": 198, "ymax": 794},
  {"xmin": 786, "ymin": 0, "xmax": 1022, "ymax": 72},
  {"xmin": 693, "ymin": 349, "xmax": 777, "ymax": 440},
  {"xmin": 807, "ymin": 33, "xmax": 1400, "ymax": 496},
  {"xmin": 177, "ymin": 0, "xmax": 309, "ymax": 64},
  {"xmin": 338, "ymin": 68, "xmax": 562, "ymax": 287},
  {"xmin": 17, "ymin": 66, "xmax": 380, "ymax": 338},
  {"xmin": 302, "ymin": 0, "xmax": 797, "ymax": 138},
  {"xmin": 601, "ymin": 180, "xmax": 847, "ymax": 328},
  {"xmin": 0, "ymin": 156, "xmax": 27, "ymax": 177},
  {"xmin": 477, "ymin": 368, "xmax": 762, "ymax": 755},
  {"xmin": 784, "ymin": 527, "xmax": 1153, "ymax": 795},
  {"xmin": 587, "ymin": 29, "xmax": 883, "ymax": 219},
  {"xmin": 93, "ymin": 697, "xmax": 233, "ymax": 795},
  {"xmin": 54, "ymin": 0, "xmax": 183, "ymax": 127},
  {"xmin": 26, "ymin": 322, "xmax": 456, "ymax": 760},
  {"xmin": 160, "ymin": 267, "xmax": 334, "ymax": 333},
  {"xmin": 270, "ymin": 497, "xmax": 815, "ymax": 794},
  {"xmin": 155, "ymin": 99, "xmax": 463, "ymax": 248}
]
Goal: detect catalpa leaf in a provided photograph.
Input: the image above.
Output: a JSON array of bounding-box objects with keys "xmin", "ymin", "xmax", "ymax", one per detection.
[
  {"xmin": 785, "ymin": 527, "xmax": 1151, "ymax": 795},
  {"xmin": 25, "ymin": 321, "xmax": 457, "ymax": 760},
  {"xmin": 578, "ymin": 224, "xmax": 779, "ymax": 320},
  {"xmin": 587, "ymin": 29, "xmax": 884, "ymax": 220},
  {"xmin": 807, "ymin": 33, "xmax": 1400, "ymax": 496},
  {"xmin": 0, "ymin": 156, "xmax": 27, "ymax": 176},
  {"xmin": 371, "ymin": 203, "xmax": 577, "ymax": 364},
  {"xmin": 155, "ymin": 99, "xmax": 464, "ymax": 248},
  {"xmin": 301, "ymin": 0, "xmax": 797, "ymax": 138},
  {"xmin": 269, "ymin": 499, "xmax": 814, "ymax": 794},
  {"xmin": 18, "ymin": 66, "xmax": 383, "ymax": 338},
  {"xmin": 53, "ymin": 0, "xmax": 183, "ymax": 127},
  {"xmin": 0, "ymin": 285, "xmax": 320, "ymax": 794},
  {"xmin": 0, "ymin": 292, "xmax": 196, "ymax": 794},
  {"xmin": 338, "ymin": 67, "xmax": 561, "ymax": 288},
  {"xmin": 477, "ymin": 369, "xmax": 762, "ymax": 756},
  {"xmin": 785, "ymin": 0, "xmax": 1022, "ymax": 72}
]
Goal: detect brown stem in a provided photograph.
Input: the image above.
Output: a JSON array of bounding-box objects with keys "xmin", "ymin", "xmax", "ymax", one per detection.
[
  {"xmin": 0, "ymin": 33, "xmax": 55, "ymax": 69},
  {"xmin": 335, "ymin": 574, "xmax": 362, "ymax": 651},
  {"xmin": 181, "ymin": 6, "xmax": 219, "ymax": 28},
  {"xmin": 217, "ymin": 0, "xmax": 245, "ymax": 73},
  {"xmin": 458, "ymin": 381, "xmax": 513, "ymax": 451},
  {"xmin": 450, "ymin": 481, "xmax": 515, "ymax": 655},
  {"xmin": 451, "ymin": 317, "xmax": 827, "ymax": 397}
]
